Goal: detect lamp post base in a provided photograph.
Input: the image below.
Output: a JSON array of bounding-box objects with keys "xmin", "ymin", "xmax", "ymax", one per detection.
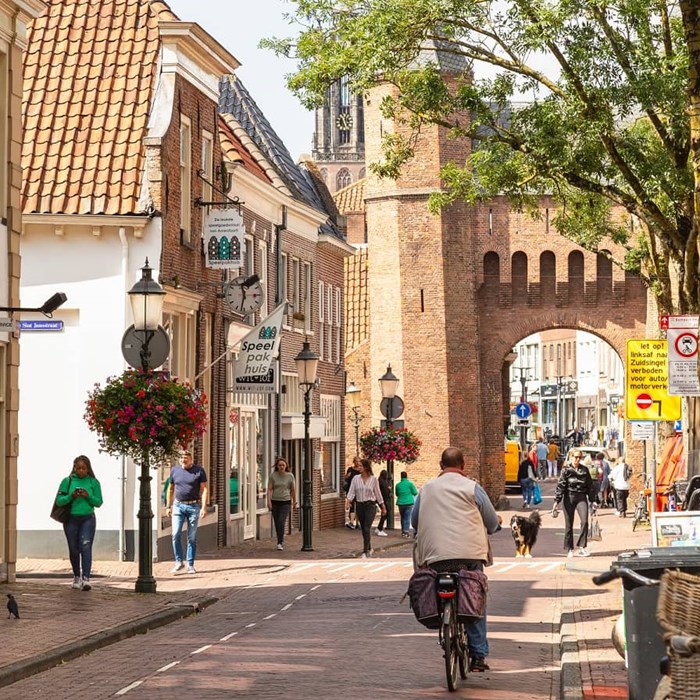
[{"xmin": 135, "ymin": 577, "xmax": 157, "ymax": 594}]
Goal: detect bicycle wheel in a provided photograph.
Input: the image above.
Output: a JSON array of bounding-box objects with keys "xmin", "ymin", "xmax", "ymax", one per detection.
[
  {"xmin": 443, "ymin": 600, "xmax": 459, "ymax": 691},
  {"xmin": 457, "ymin": 621, "xmax": 469, "ymax": 679}
]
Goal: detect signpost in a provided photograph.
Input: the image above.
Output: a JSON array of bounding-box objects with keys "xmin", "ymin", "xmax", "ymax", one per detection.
[{"xmin": 665, "ymin": 315, "xmax": 700, "ymax": 395}]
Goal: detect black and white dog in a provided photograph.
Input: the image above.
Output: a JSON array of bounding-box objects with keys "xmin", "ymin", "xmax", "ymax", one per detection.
[{"xmin": 510, "ymin": 510, "xmax": 542, "ymax": 558}]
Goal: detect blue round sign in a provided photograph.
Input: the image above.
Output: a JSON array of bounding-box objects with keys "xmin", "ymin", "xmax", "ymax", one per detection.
[{"xmin": 515, "ymin": 402, "xmax": 532, "ymax": 419}]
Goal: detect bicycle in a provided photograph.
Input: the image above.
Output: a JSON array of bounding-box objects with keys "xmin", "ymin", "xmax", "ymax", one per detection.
[
  {"xmin": 436, "ymin": 572, "xmax": 469, "ymax": 691},
  {"xmin": 593, "ymin": 565, "xmax": 700, "ymax": 700},
  {"xmin": 632, "ymin": 478, "xmax": 651, "ymax": 531}
]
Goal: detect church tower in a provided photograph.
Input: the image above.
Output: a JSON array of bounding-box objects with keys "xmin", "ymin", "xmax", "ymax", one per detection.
[{"xmin": 312, "ymin": 76, "xmax": 365, "ymax": 193}]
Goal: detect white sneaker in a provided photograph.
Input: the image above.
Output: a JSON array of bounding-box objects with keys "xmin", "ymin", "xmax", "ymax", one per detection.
[
  {"xmin": 81, "ymin": 577, "xmax": 91, "ymax": 591},
  {"xmin": 171, "ymin": 561, "xmax": 185, "ymax": 574},
  {"xmin": 567, "ymin": 550, "xmax": 574, "ymax": 558},
  {"xmin": 71, "ymin": 576, "xmax": 82, "ymax": 589},
  {"xmin": 187, "ymin": 565, "xmax": 197, "ymax": 574},
  {"xmin": 375, "ymin": 529, "xmax": 388, "ymax": 537},
  {"xmin": 276, "ymin": 543, "xmax": 284, "ymax": 551},
  {"xmin": 578, "ymin": 548, "xmax": 591, "ymax": 557},
  {"xmin": 361, "ymin": 552, "xmax": 368, "ymax": 559}
]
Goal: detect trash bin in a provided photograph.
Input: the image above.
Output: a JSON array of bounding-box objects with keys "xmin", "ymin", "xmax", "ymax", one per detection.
[{"xmin": 613, "ymin": 547, "xmax": 700, "ymax": 700}]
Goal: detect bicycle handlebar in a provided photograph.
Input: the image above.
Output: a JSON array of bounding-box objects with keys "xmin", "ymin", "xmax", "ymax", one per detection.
[{"xmin": 592, "ymin": 566, "xmax": 661, "ymax": 587}]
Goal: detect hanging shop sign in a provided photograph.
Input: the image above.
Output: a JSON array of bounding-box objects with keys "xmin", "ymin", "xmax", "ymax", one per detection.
[{"xmin": 204, "ymin": 208, "xmax": 244, "ymax": 269}]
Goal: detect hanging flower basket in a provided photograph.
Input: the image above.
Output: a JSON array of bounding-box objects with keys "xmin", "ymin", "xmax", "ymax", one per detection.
[
  {"xmin": 84, "ymin": 369, "xmax": 208, "ymax": 465},
  {"xmin": 360, "ymin": 426, "xmax": 422, "ymax": 464}
]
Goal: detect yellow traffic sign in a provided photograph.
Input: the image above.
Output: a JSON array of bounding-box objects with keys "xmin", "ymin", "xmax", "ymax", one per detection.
[{"xmin": 626, "ymin": 339, "xmax": 681, "ymax": 421}]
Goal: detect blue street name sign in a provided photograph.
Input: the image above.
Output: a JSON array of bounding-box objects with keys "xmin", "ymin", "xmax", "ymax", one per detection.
[
  {"xmin": 674, "ymin": 419, "xmax": 682, "ymax": 433},
  {"xmin": 18, "ymin": 320, "xmax": 64, "ymax": 331},
  {"xmin": 515, "ymin": 402, "xmax": 532, "ymax": 419}
]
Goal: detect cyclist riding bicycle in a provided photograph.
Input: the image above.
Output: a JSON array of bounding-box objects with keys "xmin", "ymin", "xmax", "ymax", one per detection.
[{"xmin": 411, "ymin": 447, "xmax": 502, "ymax": 672}]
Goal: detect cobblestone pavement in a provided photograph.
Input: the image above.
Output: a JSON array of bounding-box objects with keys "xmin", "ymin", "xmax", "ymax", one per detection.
[{"xmin": 4, "ymin": 481, "xmax": 653, "ymax": 698}]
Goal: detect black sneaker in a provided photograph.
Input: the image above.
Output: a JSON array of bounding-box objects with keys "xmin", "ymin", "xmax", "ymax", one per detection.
[{"xmin": 469, "ymin": 657, "xmax": 489, "ymax": 673}]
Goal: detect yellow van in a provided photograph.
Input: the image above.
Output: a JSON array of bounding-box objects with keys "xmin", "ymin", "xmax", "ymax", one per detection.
[{"xmin": 504, "ymin": 440, "xmax": 522, "ymax": 491}]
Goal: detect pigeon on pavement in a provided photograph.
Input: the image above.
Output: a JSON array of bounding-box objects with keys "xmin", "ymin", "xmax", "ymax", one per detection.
[{"xmin": 6, "ymin": 593, "xmax": 19, "ymax": 619}]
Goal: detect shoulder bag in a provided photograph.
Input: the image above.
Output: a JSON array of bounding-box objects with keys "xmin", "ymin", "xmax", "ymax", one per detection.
[{"xmin": 50, "ymin": 476, "xmax": 72, "ymax": 524}]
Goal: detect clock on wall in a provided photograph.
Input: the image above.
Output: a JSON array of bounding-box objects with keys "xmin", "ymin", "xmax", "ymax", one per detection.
[
  {"xmin": 336, "ymin": 112, "xmax": 353, "ymax": 131},
  {"xmin": 224, "ymin": 274, "xmax": 265, "ymax": 315}
]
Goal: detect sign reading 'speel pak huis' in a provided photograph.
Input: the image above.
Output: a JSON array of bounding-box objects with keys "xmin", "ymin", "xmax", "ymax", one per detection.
[{"xmin": 234, "ymin": 304, "xmax": 285, "ymax": 393}]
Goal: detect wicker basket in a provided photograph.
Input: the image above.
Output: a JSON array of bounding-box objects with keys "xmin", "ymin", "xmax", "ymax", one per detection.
[
  {"xmin": 657, "ymin": 569, "xmax": 700, "ymax": 636},
  {"xmin": 666, "ymin": 636, "xmax": 700, "ymax": 700}
]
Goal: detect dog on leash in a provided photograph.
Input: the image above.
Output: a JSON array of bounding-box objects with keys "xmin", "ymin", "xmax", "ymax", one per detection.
[{"xmin": 510, "ymin": 510, "xmax": 542, "ymax": 558}]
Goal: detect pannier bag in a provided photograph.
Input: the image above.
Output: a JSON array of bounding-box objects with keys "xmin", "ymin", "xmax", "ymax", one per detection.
[
  {"xmin": 407, "ymin": 568, "xmax": 441, "ymax": 629},
  {"xmin": 407, "ymin": 567, "xmax": 488, "ymax": 629},
  {"xmin": 456, "ymin": 569, "xmax": 488, "ymax": 623}
]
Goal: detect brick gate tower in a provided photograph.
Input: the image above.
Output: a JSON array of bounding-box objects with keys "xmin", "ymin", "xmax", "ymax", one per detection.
[{"xmin": 361, "ymin": 46, "xmax": 488, "ymax": 485}]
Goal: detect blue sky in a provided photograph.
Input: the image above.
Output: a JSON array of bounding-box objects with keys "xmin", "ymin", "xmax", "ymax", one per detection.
[{"xmin": 166, "ymin": 0, "xmax": 314, "ymax": 160}]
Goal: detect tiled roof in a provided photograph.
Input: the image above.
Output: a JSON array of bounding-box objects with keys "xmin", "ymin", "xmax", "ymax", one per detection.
[
  {"xmin": 413, "ymin": 37, "xmax": 472, "ymax": 75},
  {"xmin": 219, "ymin": 74, "xmax": 343, "ymax": 239},
  {"xmin": 344, "ymin": 247, "xmax": 369, "ymax": 352},
  {"xmin": 218, "ymin": 115, "xmax": 271, "ymax": 184},
  {"xmin": 22, "ymin": 0, "xmax": 174, "ymax": 215},
  {"xmin": 334, "ymin": 178, "xmax": 365, "ymax": 214}
]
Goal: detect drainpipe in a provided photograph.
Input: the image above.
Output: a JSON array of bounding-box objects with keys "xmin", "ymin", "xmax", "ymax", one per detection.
[{"xmin": 118, "ymin": 227, "xmax": 129, "ymax": 560}]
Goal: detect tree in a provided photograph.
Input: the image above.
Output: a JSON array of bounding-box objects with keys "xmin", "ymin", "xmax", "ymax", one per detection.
[{"xmin": 265, "ymin": 0, "xmax": 700, "ymax": 314}]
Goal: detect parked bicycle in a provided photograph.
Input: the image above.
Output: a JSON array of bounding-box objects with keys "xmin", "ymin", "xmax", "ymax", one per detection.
[
  {"xmin": 632, "ymin": 477, "xmax": 651, "ymax": 531},
  {"xmin": 593, "ymin": 565, "xmax": 700, "ymax": 700}
]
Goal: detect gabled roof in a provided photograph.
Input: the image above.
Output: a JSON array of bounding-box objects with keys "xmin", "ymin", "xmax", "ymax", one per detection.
[
  {"xmin": 218, "ymin": 115, "xmax": 271, "ymax": 184},
  {"xmin": 22, "ymin": 0, "xmax": 177, "ymax": 215},
  {"xmin": 334, "ymin": 178, "xmax": 365, "ymax": 214},
  {"xmin": 219, "ymin": 74, "xmax": 343, "ymax": 238}
]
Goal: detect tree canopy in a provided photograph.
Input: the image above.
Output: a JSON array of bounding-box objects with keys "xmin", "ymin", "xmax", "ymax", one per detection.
[{"xmin": 264, "ymin": 0, "xmax": 700, "ymax": 314}]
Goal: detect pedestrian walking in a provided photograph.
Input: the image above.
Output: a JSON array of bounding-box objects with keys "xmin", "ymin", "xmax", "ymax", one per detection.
[
  {"xmin": 546, "ymin": 439, "xmax": 560, "ymax": 479},
  {"xmin": 517, "ymin": 454, "xmax": 537, "ymax": 508},
  {"xmin": 552, "ymin": 449, "xmax": 597, "ymax": 557},
  {"xmin": 345, "ymin": 458, "xmax": 386, "ymax": 558},
  {"xmin": 535, "ymin": 439, "xmax": 548, "ymax": 479},
  {"xmin": 267, "ymin": 457, "xmax": 298, "ymax": 551},
  {"xmin": 166, "ymin": 450, "xmax": 208, "ymax": 574},
  {"xmin": 55, "ymin": 455, "xmax": 103, "ymax": 591},
  {"xmin": 343, "ymin": 456, "xmax": 362, "ymax": 529},
  {"xmin": 395, "ymin": 470, "xmax": 418, "ymax": 537},
  {"xmin": 375, "ymin": 469, "xmax": 392, "ymax": 537},
  {"xmin": 609, "ymin": 457, "xmax": 631, "ymax": 517}
]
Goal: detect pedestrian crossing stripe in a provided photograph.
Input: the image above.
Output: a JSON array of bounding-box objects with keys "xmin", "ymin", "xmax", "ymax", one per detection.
[{"xmin": 286, "ymin": 559, "xmax": 563, "ymax": 574}]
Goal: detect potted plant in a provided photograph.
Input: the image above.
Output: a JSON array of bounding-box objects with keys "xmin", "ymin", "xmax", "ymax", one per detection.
[
  {"xmin": 360, "ymin": 426, "xmax": 422, "ymax": 464},
  {"xmin": 84, "ymin": 369, "xmax": 208, "ymax": 465}
]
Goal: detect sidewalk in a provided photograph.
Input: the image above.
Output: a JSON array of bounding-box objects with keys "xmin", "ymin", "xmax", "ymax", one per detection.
[{"xmin": 6, "ymin": 501, "xmax": 653, "ymax": 696}]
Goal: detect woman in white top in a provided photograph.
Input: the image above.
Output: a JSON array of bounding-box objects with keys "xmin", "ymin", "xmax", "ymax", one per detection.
[
  {"xmin": 345, "ymin": 458, "xmax": 386, "ymax": 558},
  {"xmin": 609, "ymin": 457, "xmax": 631, "ymax": 517}
]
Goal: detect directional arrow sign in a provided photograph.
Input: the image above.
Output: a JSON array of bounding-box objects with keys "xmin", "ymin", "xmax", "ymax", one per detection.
[{"xmin": 515, "ymin": 402, "xmax": 532, "ymax": 419}]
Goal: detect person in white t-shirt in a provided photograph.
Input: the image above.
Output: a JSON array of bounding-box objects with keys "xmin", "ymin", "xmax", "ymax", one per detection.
[{"xmin": 609, "ymin": 457, "xmax": 631, "ymax": 517}]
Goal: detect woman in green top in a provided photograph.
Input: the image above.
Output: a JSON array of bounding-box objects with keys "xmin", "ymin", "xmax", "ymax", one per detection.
[
  {"xmin": 395, "ymin": 471, "xmax": 418, "ymax": 538},
  {"xmin": 266, "ymin": 457, "xmax": 298, "ymax": 551},
  {"xmin": 54, "ymin": 455, "xmax": 103, "ymax": 590}
]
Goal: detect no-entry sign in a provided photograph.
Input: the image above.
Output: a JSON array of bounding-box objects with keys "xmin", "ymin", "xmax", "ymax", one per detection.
[{"xmin": 626, "ymin": 339, "xmax": 681, "ymax": 421}]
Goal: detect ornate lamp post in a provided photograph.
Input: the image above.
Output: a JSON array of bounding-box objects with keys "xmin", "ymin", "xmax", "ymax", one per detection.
[
  {"xmin": 379, "ymin": 364, "xmax": 399, "ymax": 529},
  {"xmin": 127, "ymin": 259, "xmax": 165, "ymax": 594},
  {"xmin": 295, "ymin": 340, "xmax": 319, "ymax": 552},
  {"xmin": 346, "ymin": 381, "xmax": 362, "ymax": 455}
]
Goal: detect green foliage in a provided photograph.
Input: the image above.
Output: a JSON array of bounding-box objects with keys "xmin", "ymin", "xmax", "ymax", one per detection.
[
  {"xmin": 84, "ymin": 370, "xmax": 208, "ymax": 466},
  {"xmin": 265, "ymin": 0, "xmax": 700, "ymax": 313}
]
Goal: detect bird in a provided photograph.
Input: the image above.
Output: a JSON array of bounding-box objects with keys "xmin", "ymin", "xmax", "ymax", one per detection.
[{"xmin": 6, "ymin": 593, "xmax": 19, "ymax": 619}]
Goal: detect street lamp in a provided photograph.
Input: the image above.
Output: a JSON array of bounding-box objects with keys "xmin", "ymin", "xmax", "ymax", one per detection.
[
  {"xmin": 295, "ymin": 340, "xmax": 319, "ymax": 552},
  {"xmin": 379, "ymin": 364, "xmax": 399, "ymax": 530},
  {"xmin": 127, "ymin": 259, "xmax": 165, "ymax": 594},
  {"xmin": 346, "ymin": 381, "xmax": 362, "ymax": 454}
]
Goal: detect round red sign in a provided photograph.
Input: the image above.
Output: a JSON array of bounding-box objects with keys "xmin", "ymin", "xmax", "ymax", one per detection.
[{"xmin": 636, "ymin": 393, "xmax": 653, "ymax": 410}]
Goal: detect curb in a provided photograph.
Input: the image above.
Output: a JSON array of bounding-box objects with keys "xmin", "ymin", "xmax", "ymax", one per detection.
[
  {"xmin": 0, "ymin": 595, "xmax": 218, "ymax": 689},
  {"xmin": 559, "ymin": 611, "xmax": 583, "ymax": 700}
]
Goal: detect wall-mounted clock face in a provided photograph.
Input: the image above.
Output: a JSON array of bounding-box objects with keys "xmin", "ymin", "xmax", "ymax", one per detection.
[
  {"xmin": 336, "ymin": 112, "xmax": 353, "ymax": 131},
  {"xmin": 225, "ymin": 274, "xmax": 265, "ymax": 315}
]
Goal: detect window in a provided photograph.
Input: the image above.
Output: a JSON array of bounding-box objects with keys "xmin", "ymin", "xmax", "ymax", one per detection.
[
  {"xmin": 319, "ymin": 281, "xmax": 325, "ymax": 359},
  {"xmin": 180, "ymin": 116, "xmax": 192, "ymax": 244},
  {"xmin": 162, "ymin": 309, "xmax": 196, "ymax": 382},
  {"xmin": 292, "ymin": 258, "xmax": 300, "ymax": 313},
  {"xmin": 326, "ymin": 284, "xmax": 333, "ymax": 361},
  {"xmin": 201, "ymin": 131, "xmax": 213, "ymax": 236},
  {"xmin": 337, "ymin": 169, "xmax": 351, "ymax": 190},
  {"xmin": 304, "ymin": 262, "xmax": 312, "ymax": 333},
  {"xmin": 335, "ymin": 287, "xmax": 341, "ymax": 364},
  {"xmin": 258, "ymin": 240, "xmax": 268, "ymax": 316},
  {"xmin": 320, "ymin": 395, "xmax": 341, "ymax": 494}
]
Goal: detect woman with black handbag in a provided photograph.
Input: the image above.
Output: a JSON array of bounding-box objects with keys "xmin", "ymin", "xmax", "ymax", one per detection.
[{"xmin": 54, "ymin": 455, "xmax": 103, "ymax": 590}]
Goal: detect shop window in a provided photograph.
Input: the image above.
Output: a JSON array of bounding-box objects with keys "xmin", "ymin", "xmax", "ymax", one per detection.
[{"xmin": 320, "ymin": 394, "xmax": 341, "ymax": 494}]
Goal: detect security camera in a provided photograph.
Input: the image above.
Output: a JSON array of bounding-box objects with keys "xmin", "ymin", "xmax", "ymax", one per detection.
[{"xmin": 40, "ymin": 292, "xmax": 67, "ymax": 316}]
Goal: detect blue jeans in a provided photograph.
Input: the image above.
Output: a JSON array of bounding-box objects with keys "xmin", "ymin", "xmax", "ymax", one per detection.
[
  {"xmin": 520, "ymin": 478, "xmax": 534, "ymax": 505},
  {"xmin": 63, "ymin": 514, "xmax": 96, "ymax": 579},
  {"xmin": 467, "ymin": 612, "xmax": 489, "ymax": 658},
  {"xmin": 398, "ymin": 504, "xmax": 413, "ymax": 534},
  {"xmin": 172, "ymin": 501, "xmax": 201, "ymax": 565}
]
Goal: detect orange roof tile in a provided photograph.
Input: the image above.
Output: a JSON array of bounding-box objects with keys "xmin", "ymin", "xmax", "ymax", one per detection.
[
  {"xmin": 344, "ymin": 247, "xmax": 369, "ymax": 352},
  {"xmin": 218, "ymin": 115, "xmax": 271, "ymax": 184},
  {"xmin": 22, "ymin": 0, "xmax": 177, "ymax": 215},
  {"xmin": 334, "ymin": 178, "xmax": 365, "ymax": 214}
]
